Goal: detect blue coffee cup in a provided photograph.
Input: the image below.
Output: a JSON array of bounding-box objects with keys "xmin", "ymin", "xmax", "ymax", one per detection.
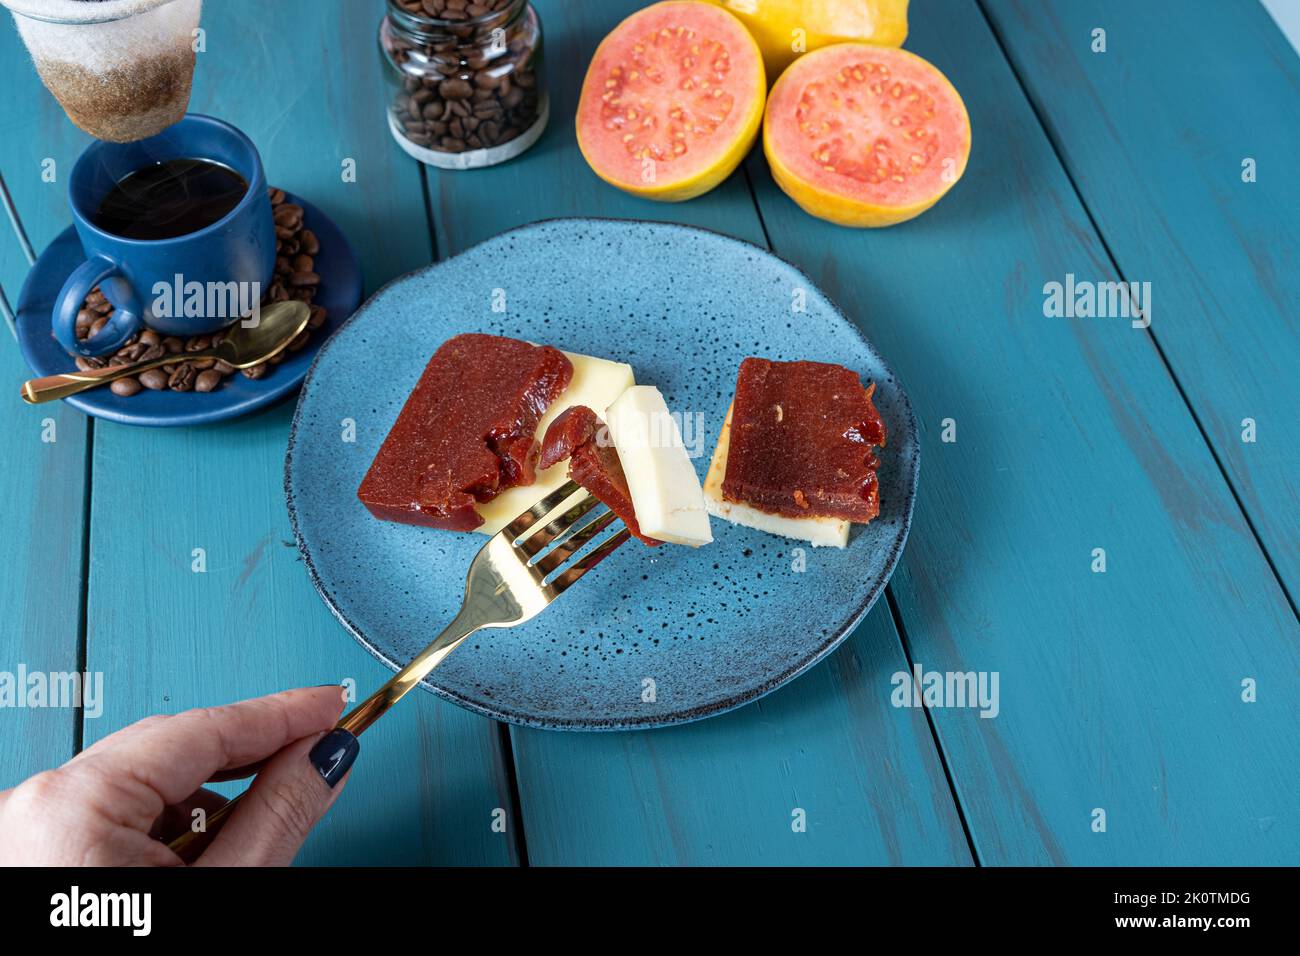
[{"xmin": 55, "ymin": 113, "xmax": 275, "ymax": 357}]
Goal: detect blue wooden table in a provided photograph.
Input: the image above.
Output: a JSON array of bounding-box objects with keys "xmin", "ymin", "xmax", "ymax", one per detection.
[{"xmin": 2, "ymin": 0, "xmax": 1297, "ymax": 866}]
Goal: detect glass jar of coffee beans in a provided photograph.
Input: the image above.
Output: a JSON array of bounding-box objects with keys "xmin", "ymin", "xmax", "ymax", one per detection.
[{"xmin": 381, "ymin": 0, "xmax": 547, "ymax": 169}]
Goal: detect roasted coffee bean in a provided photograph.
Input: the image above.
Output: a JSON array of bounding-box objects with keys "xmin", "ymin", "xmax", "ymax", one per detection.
[
  {"xmin": 140, "ymin": 344, "xmax": 166, "ymax": 362},
  {"xmin": 290, "ymin": 271, "xmax": 320, "ymax": 287},
  {"xmin": 163, "ymin": 336, "xmax": 184, "ymax": 354},
  {"xmin": 300, "ymin": 230, "xmax": 320, "ymax": 255},
  {"xmin": 168, "ymin": 363, "xmax": 196, "ymax": 391},
  {"xmin": 138, "ymin": 329, "xmax": 161, "ymax": 347},
  {"xmin": 268, "ymin": 187, "xmax": 286, "ymax": 205},
  {"xmin": 288, "ymin": 330, "xmax": 311, "ymax": 352},
  {"xmin": 186, "ymin": 335, "xmax": 212, "ymax": 352},
  {"xmin": 115, "ymin": 342, "xmax": 148, "ymax": 363},
  {"xmin": 89, "ymin": 317, "xmax": 107, "ymax": 337},
  {"xmin": 501, "ymin": 86, "xmax": 524, "ymax": 110},
  {"xmin": 292, "ymin": 254, "xmax": 314, "ymax": 273},
  {"xmin": 191, "ymin": 357, "xmax": 216, "ymax": 371},
  {"xmin": 110, "ymin": 377, "xmax": 143, "ymax": 397},
  {"xmin": 139, "ymin": 367, "xmax": 169, "ymax": 390},
  {"xmin": 74, "ymin": 355, "xmax": 106, "ymax": 371},
  {"xmin": 439, "ymin": 78, "xmax": 473, "ymax": 100},
  {"xmin": 195, "ymin": 369, "xmax": 223, "ymax": 392}
]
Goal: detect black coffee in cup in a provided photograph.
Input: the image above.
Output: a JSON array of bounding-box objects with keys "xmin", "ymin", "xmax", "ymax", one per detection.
[{"xmin": 92, "ymin": 158, "xmax": 249, "ymax": 241}]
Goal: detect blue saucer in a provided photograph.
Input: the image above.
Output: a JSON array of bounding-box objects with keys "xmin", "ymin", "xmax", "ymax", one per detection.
[
  {"xmin": 15, "ymin": 194, "xmax": 361, "ymax": 427},
  {"xmin": 286, "ymin": 219, "xmax": 919, "ymax": 730}
]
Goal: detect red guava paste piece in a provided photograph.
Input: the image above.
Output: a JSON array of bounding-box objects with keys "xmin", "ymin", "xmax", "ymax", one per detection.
[
  {"xmin": 721, "ymin": 357, "xmax": 886, "ymax": 522},
  {"xmin": 358, "ymin": 333, "xmax": 574, "ymax": 531},
  {"xmin": 538, "ymin": 404, "xmax": 598, "ymax": 472},
  {"xmin": 539, "ymin": 405, "xmax": 662, "ymax": 547}
]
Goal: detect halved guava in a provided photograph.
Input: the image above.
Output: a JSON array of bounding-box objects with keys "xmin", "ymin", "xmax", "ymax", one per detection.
[
  {"xmin": 763, "ymin": 43, "xmax": 970, "ymax": 227},
  {"xmin": 576, "ymin": 1, "xmax": 766, "ymax": 202}
]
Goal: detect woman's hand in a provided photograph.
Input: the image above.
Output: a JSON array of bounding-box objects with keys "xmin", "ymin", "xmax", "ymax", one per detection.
[{"xmin": 0, "ymin": 686, "xmax": 359, "ymax": 866}]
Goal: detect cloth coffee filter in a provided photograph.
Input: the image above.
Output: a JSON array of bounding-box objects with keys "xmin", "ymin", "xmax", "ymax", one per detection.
[{"xmin": 3, "ymin": 0, "xmax": 202, "ymax": 143}]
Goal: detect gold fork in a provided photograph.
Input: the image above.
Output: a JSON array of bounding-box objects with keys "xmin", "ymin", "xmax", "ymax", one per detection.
[{"xmin": 167, "ymin": 480, "xmax": 627, "ymax": 860}]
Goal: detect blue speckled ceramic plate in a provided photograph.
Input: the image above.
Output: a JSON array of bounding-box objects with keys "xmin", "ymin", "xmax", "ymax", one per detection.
[
  {"xmin": 286, "ymin": 218, "xmax": 918, "ymax": 730},
  {"xmin": 15, "ymin": 195, "xmax": 361, "ymax": 427}
]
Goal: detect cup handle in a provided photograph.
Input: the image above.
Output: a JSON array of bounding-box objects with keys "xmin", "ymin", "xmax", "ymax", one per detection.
[{"xmin": 54, "ymin": 256, "xmax": 143, "ymax": 357}]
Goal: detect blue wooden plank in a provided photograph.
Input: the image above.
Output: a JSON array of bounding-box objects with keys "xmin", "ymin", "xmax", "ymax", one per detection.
[
  {"xmin": 747, "ymin": 0, "xmax": 1300, "ymax": 863},
  {"xmin": 981, "ymin": 0, "xmax": 1300, "ymax": 602},
  {"xmin": 73, "ymin": 0, "xmax": 518, "ymax": 865},
  {"xmin": 0, "ymin": 27, "xmax": 92, "ymax": 787},
  {"xmin": 425, "ymin": 0, "xmax": 972, "ymax": 865}
]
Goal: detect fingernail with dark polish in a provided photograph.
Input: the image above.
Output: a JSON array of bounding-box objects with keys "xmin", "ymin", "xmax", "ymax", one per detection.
[{"xmin": 308, "ymin": 729, "xmax": 358, "ymax": 788}]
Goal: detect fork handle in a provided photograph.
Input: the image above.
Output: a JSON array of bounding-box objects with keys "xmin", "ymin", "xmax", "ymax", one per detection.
[
  {"xmin": 337, "ymin": 608, "xmax": 481, "ymax": 737},
  {"xmin": 166, "ymin": 610, "xmax": 481, "ymax": 861}
]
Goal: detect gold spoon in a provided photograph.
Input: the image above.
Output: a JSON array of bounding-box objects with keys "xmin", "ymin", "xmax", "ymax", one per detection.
[{"xmin": 20, "ymin": 301, "xmax": 311, "ymax": 404}]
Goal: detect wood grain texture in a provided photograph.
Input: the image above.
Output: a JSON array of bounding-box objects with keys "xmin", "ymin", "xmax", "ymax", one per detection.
[
  {"xmin": 425, "ymin": 0, "xmax": 972, "ymax": 865},
  {"xmin": 747, "ymin": 0, "xmax": 1300, "ymax": 863},
  {"xmin": 0, "ymin": 27, "xmax": 94, "ymax": 787},
  {"xmin": 75, "ymin": 1, "xmax": 518, "ymax": 865},
  {"xmin": 981, "ymin": 0, "xmax": 1300, "ymax": 601}
]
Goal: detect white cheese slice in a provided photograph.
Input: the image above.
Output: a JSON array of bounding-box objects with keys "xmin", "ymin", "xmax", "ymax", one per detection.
[
  {"xmin": 473, "ymin": 350, "xmax": 635, "ymax": 534},
  {"xmin": 702, "ymin": 403, "xmax": 850, "ymax": 548},
  {"xmin": 605, "ymin": 386, "xmax": 713, "ymax": 547}
]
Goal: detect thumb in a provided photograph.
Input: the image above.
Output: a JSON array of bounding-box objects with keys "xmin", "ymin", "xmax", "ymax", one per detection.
[{"xmin": 193, "ymin": 729, "xmax": 359, "ymax": 866}]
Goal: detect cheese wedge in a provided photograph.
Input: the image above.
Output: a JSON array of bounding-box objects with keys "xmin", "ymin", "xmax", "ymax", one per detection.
[
  {"xmin": 474, "ymin": 350, "xmax": 634, "ymax": 534},
  {"xmin": 703, "ymin": 403, "xmax": 850, "ymax": 548},
  {"xmin": 605, "ymin": 386, "xmax": 713, "ymax": 547}
]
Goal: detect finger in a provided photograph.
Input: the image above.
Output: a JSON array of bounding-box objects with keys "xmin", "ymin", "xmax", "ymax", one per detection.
[
  {"xmin": 68, "ymin": 686, "xmax": 346, "ymax": 830},
  {"xmin": 194, "ymin": 729, "xmax": 359, "ymax": 867},
  {"xmin": 209, "ymin": 760, "xmax": 267, "ymax": 783},
  {"xmin": 149, "ymin": 787, "xmax": 230, "ymax": 842}
]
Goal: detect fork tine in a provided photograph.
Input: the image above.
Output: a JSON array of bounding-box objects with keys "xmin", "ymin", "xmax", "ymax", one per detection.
[
  {"xmin": 516, "ymin": 492, "xmax": 603, "ymax": 560},
  {"xmin": 549, "ymin": 527, "xmax": 632, "ymax": 592},
  {"xmin": 533, "ymin": 509, "xmax": 618, "ymax": 575},
  {"xmin": 502, "ymin": 479, "xmax": 583, "ymax": 540}
]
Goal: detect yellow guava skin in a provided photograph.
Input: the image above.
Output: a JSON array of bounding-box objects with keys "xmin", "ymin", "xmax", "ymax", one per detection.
[{"xmin": 706, "ymin": 0, "xmax": 909, "ymax": 81}]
